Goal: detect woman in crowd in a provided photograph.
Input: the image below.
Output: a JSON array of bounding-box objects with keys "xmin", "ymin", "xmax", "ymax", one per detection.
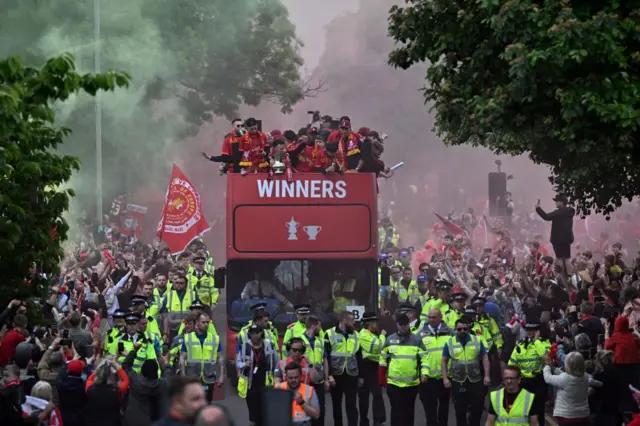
[
  {"xmin": 605, "ymin": 315, "xmax": 640, "ymax": 387},
  {"xmin": 590, "ymin": 350, "xmax": 629, "ymax": 426},
  {"xmin": 83, "ymin": 359, "xmax": 130, "ymax": 426},
  {"xmin": 543, "ymin": 351, "xmax": 600, "ymax": 426}
]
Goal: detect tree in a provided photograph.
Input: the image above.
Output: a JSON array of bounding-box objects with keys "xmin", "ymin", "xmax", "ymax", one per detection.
[
  {"xmin": 0, "ymin": 0, "xmax": 314, "ymax": 203},
  {"xmin": 0, "ymin": 53, "xmax": 129, "ymax": 304},
  {"xmin": 388, "ymin": 0, "xmax": 640, "ymax": 216}
]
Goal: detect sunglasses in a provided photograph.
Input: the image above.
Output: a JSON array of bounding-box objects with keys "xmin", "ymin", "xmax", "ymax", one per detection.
[
  {"xmin": 234, "ymin": 123, "xmax": 244, "ymax": 129},
  {"xmin": 456, "ymin": 327, "xmax": 469, "ymax": 331},
  {"xmin": 428, "ymin": 316, "xmax": 439, "ymax": 319},
  {"xmin": 291, "ymin": 347, "xmax": 304, "ymax": 353}
]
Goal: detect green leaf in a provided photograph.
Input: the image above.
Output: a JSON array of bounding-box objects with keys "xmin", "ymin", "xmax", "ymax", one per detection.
[{"xmin": 387, "ymin": 0, "xmax": 640, "ymax": 217}]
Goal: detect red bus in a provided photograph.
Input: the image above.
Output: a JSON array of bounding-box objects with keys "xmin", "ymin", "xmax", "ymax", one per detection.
[{"xmin": 218, "ymin": 172, "xmax": 379, "ymax": 382}]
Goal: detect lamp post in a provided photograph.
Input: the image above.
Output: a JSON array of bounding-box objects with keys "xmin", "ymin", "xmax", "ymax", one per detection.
[{"xmin": 94, "ymin": 0, "xmax": 102, "ymax": 225}]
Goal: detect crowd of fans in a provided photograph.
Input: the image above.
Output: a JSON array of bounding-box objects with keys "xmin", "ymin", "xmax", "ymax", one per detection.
[{"xmin": 377, "ymin": 197, "xmax": 640, "ymax": 425}]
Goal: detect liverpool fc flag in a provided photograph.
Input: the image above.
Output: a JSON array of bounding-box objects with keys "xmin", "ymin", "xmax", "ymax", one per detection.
[{"xmin": 157, "ymin": 164, "xmax": 210, "ymax": 254}]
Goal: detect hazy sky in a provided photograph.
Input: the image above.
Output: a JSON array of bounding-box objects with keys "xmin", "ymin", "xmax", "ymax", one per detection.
[{"xmin": 282, "ymin": 0, "xmax": 359, "ymax": 69}]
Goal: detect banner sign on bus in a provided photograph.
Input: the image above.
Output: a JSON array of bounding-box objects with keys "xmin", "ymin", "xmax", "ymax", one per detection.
[
  {"xmin": 227, "ymin": 173, "xmax": 378, "ymax": 259},
  {"xmin": 256, "ymin": 179, "xmax": 347, "ymax": 199}
]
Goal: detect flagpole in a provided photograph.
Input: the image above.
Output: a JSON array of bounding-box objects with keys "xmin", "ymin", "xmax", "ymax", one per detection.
[{"xmin": 157, "ymin": 163, "xmax": 176, "ymax": 243}]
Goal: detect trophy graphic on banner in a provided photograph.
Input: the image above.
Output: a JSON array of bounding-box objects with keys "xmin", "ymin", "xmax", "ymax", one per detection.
[
  {"xmin": 304, "ymin": 225, "xmax": 322, "ymax": 241},
  {"xmin": 286, "ymin": 217, "xmax": 299, "ymax": 240}
]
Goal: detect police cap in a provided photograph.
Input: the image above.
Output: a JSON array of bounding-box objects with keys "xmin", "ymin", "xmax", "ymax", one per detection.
[
  {"xmin": 294, "ymin": 304, "xmax": 311, "ymax": 315},
  {"xmin": 193, "ymin": 256, "xmax": 206, "ymax": 264},
  {"xmin": 131, "ymin": 296, "xmax": 147, "ymax": 305},
  {"xmin": 396, "ymin": 313, "xmax": 410, "ymax": 326},
  {"xmin": 524, "ymin": 321, "xmax": 540, "ymax": 330},
  {"xmin": 471, "ymin": 296, "xmax": 486, "ymax": 306},
  {"xmin": 248, "ymin": 324, "xmax": 264, "ymax": 334},
  {"xmin": 113, "ymin": 310, "xmax": 127, "ymax": 319},
  {"xmin": 250, "ymin": 302, "xmax": 268, "ymax": 312},
  {"xmin": 397, "ymin": 302, "xmax": 416, "ymax": 313},
  {"xmin": 452, "ymin": 293, "xmax": 467, "ymax": 302},
  {"xmin": 436, "ymin": 280, "xmax": 453, "ymax": 290},
  {"xmin": 417, "ymin": 274, "xmax": 427, "ymax": 283},
  {"xmin": 189, "ymin": 301, "xmax": 205, "ymax": 310},
  {"xmin": 361, "ymin": 312, "xmax": 378, "ymax": 322},
  {"xmin": 125, "ymin": 313, "xmax": 140, "ymax": 323}
]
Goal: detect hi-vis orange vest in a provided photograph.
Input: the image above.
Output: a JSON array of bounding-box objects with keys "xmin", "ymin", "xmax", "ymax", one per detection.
[
  {"xmin": 278, "ymin": 357, "xmax": 311, "ymax": 384},
  {"xmin": 275, "ymin": 382, "xmax": 314, "ymax": 423}
]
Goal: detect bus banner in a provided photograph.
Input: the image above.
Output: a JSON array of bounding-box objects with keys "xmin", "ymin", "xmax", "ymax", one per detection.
[{"xmin": 226, "ymin": 173, "xmax": 378, "ymax": 259}]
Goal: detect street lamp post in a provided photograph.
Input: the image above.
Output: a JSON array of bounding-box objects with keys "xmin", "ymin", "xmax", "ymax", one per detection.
[{"xmin": 94, "ymin": 0, "xmax": 102, "ymax": 225}]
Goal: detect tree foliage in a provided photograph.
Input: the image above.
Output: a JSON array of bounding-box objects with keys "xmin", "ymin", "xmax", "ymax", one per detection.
[
  {"xmin": 0, "ymin": 53, "xmax": 129, "ymax": 303},
  {"xmin": 0, "ymin": 0, "xmax": 310, "ymax": 202},
  {"xmin": 388, "ymin": 0, "xmax": 640, "ymax": 216}
]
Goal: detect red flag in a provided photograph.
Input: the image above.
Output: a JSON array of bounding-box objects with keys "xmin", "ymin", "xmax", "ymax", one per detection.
[
  {"xmin": 119, "ymin": 204, "xmax": 148, "ymax": 239},
  {"xmin": 433, "ymin": 212, "xmax": 466, "ymax": 236},
  {"xmin": 156, "ymin": 164, "xmax": 210, "ymax": 254}
]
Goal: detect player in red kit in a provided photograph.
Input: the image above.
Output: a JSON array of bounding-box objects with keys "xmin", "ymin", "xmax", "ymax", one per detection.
[
  {"xmin": 328, "ymin": 118, "xmax": 363, "ymax": 171},
  {"xmin": 202, "ymin": 118, "xmax": 250, "ymax": 174}
]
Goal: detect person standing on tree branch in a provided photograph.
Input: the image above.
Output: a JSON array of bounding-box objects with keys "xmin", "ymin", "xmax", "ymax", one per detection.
[{"xmin": 535, "ymin": 194, "xmax": 575, "ymax": 278}]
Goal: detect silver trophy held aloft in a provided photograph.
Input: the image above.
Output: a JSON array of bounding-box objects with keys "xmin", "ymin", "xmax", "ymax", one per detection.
[{"xmin": 272, "ymin": 152, "xmax": 285, "ymax": 175}]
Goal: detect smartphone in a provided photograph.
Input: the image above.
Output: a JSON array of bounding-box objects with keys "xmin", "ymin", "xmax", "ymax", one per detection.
[
  {"xmin": 62, "ymin": 329, "xmax": 70, "ymax": 339},
  {"xmin": 262, "ymin": 387, "xmax": 293, "ymax": 426}
]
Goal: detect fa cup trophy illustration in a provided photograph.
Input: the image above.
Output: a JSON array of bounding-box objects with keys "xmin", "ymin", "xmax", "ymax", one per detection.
[{"xmin": 286, "ymin": 217, "xmax": 299, "ymax": 240}]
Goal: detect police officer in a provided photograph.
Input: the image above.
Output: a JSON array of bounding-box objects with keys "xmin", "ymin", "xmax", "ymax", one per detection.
[
  {"xmin": 441, "ymin": 317, "xmax": 491, "ymax": 426},
  {"xmin": 235, "ymin": 324, "xmax": 279, "ymax": 426},
  {"xmin": 239, "ymin": 303, "xmax": 279, "ymax": 349},
  {"xmin": 325, "ymin": 311, "xmax": 361, "ymax": 426},
  {"xmin": 508, "ymin": 320, "xmax": 549, "ymax": 424},
  {"xmin": 131, "ymin": 296, "xmax": 162, "ymax": 341},
  {"xmin": 486, "ymin": 365, "xmax": 538, "ymax": 426},
  {"xmin": 415, "ymin": 274, "xmax": 430, "ymax": 308},
  {"xmin": 132, "ymin": 315, "xmax": 162, "ymax": 374},
  {"xmin": 358, "ymin": 312, "xmax": 386, "ymax": 426},
  {"xmin": 169, "ymin": 312, "xmax": 196, "ymax": 368},
  {"xmin": 237, "ymin": 308, "xmax": 277, "ymax": 351},
  {"xmin": 115, "ymin": 313, "xmax": 146, "ymax": 365},
  {"xmin": 283, "ymin": 304, "xmax": 316, "ymax": 356},
  {"xmin": 104, "ymin": 309, "xmax": 127, "ymax": 355},
  {"xmin": 419, "ymin": 308, "xmax": 454, "ymax": 426},
  {"xmin": 444, "ymin": 292, "xmax": 467, "ymax": 329},
  {"xmin": 421, "ymin": 280, "xmax": 452, "ymax": 323},
  {"xmin": 398, "ymin": 303, "xmax": 422, "ymax": 334},
  {"xmin": 473, "ymin": 296, "xmax": 502, "ymax": 350},
  {"xmin": 473, "ymin": 295, "xmax": 503, "ymax": 386},
  {"xmin": 162, "ymin": 273, "xmax": 198, "ymax": 340},
  {"xmin": 180, "ymin": 311, "xmax": 224, "ymax": 402},
  {"xmin": 188, "ymin": 256, "xmax": 219, "ymax": 309},
  {"xmin": 299, "ymin": 315, "xmax": 329, "ymax": 426},
  {"xmin": 178, "ymin": 301, "xmax": 218, "ymax": 336},
  {"xmin": 379, "ymin": 313, "xmax": 427, "ymax": 426},
  {"xmin": 391, "ymin": 267, "xmax": 418, "ymax": 304}
]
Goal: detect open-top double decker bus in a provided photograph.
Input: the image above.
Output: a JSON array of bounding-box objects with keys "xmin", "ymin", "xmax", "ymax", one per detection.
[{"xmin": 218, "ymin": 172, "xmax": 379, "ymax": 382}]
